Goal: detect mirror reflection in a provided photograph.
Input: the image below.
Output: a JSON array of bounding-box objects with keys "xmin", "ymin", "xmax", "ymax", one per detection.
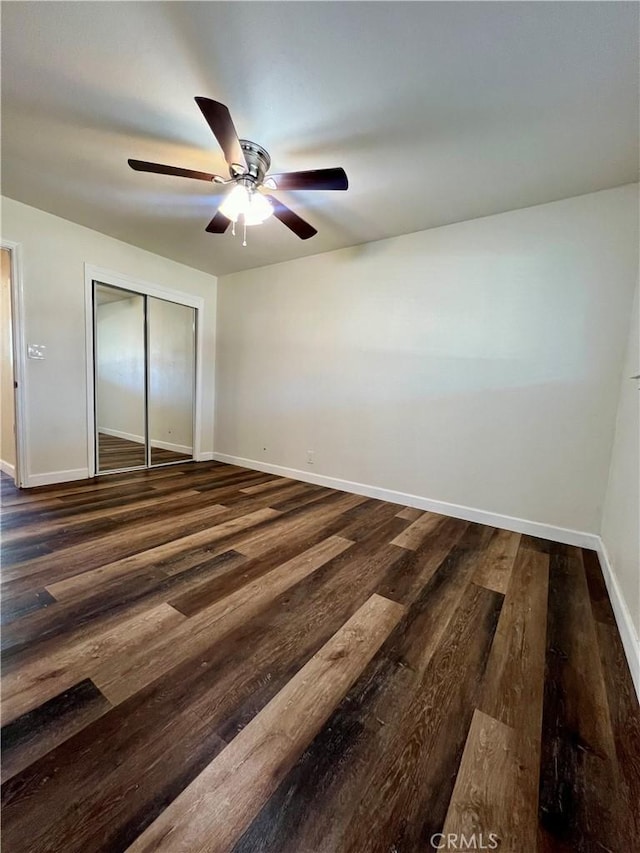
[
  {"xmin": 148, "ymin": 297, "xmax": 195, "ymax": 466},
  {"xmin": 95, "ymin": 285, "xmax": 146, "ymax": 471}
]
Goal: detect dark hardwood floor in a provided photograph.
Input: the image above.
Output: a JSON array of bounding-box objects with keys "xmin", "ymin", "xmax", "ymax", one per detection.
[
  {"xmin": 98, "ymin": 432, "xmax": 191, "ymax": 471},
  {"xmin": 0, "ymin": 463, "xmax": 638, "ymax": 852}
]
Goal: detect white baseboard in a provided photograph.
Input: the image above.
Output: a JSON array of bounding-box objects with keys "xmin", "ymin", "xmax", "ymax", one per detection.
[
  {"xmin": 210, "ymin": 453, "xmax": 600, "ymax": 549},
  {"xmin": 197, "ymin": 452, "xmax": 215, "ymax": 462},
  {"xmin": 25, "ymin": 468, "xmax": 90, "ymax": 488},
  {"xmin": 0, "ymin": 459, "xmax": 16, "ymax": 479},
  {"xmin": 596, "ymin": 539, "xmax": 640, "ymax": 701},
  {"xmin": 24, "ymin": 455, "xmax": 209, "ymax": 487},
  {"xmin": 98, "ymin": 427, "xmax": 144, "ymax": 444},
  {"xmin": 99, "ymin": 427, "xmax": 192, "ymax": 455},
  {"xmin": 150, "ymin": 438, "xmax": 193, "ymax": 455}
]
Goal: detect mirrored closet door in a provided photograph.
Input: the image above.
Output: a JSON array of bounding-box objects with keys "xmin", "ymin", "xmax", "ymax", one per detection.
[
  {"xmin": 93, "ymin": 282, "xmax": 196, "ymax": 474},
  {"xmin": 147, "ymin": 297, "xmax": 196, "ymax": 467}
]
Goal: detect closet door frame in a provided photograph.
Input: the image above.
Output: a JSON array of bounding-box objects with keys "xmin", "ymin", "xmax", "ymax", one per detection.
[{"xmin": 84, "ymin": 264, "xmax": 204, "ymax": 478}]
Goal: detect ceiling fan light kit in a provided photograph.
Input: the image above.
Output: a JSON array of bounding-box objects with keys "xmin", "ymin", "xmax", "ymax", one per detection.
[
  {"xmin": 128, "ymin": 97, "xmax": 348, "ymax": 247},
  {"xmin": 219, "ymin": 185, "xmax": 273, "ymax": 225}
]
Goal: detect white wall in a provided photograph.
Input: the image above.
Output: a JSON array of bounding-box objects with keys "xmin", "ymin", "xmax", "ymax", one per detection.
[
  {"xmin": 601, "ymin": 283, "xmax": 639, "ymax": 640},
  {"xmin": 215, "ymin": 185, "xmax": 638, "ymax": 536},
  {"xmin": 0, "ymin": 196, "xmax": 217, "ymax": 485}
]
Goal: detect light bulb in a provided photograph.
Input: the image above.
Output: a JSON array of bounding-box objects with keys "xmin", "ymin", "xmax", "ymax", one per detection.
[
  {"xmin": 219, "ymin": 184, "xmax": 249, "ymax": 223},
  {"xmin": 218, "ymin": 184, "xmax": 273, "ymax": 226},
  {"xmin": 244, "ymin": 192, "xmax": 273, "ymax": 226}
]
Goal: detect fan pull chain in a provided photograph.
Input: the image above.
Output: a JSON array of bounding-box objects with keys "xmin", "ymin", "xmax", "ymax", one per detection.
[
  {"xmin": 243, "ymin": 220, "xmax": 247, "ymax": 247},
  {"xmin": 231, "ymin": 221, "xmax": 236, "ymax": 237}
]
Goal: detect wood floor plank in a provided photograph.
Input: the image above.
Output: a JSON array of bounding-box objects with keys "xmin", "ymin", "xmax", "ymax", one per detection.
[
  {"xmin": 395, "ymin": 506, "xmax": 424, "ymax": 521},
  {"xmin": 584, "ymin": 549, "xmax": 640, "ymax": 845},
  {"xmin": 1, "ymin": 587, "xmax": 56, "ymax": 624},
  {"xmin": 472, "ymin": 536, "xmax": 549, "ymax": 851},
  {"xmin": 0, "ymin": 522, "xmax": 408, "ymax": 852},
  {"xmin": 1, "ymin": 502, "xmax": 232, "ymax": 586},
  {"xmin": 266, "ymin": 483, "xmax": 334, "ymax": 513},
  {"xmin": 0, "ymin": 469, "xmax": 190, "ymax": 515},
  {"xmin": 229, "ymin": 522, "xmax": 487, "ymax": 853},
  {"xmin": 334, "ymin": 498, "xmax": 403, "ymax": 542},
  {"xmin": 233, "ymin": 492, "xmax": 367, "ymax": 558},
  {"xmin": 0, "ymin": 471, "xmax": 180, "ymax": 508},
  {"xmin": 3, "ymin": 548, "xmax": 227, "ymax": 649},
  {"xmin": 479, "ymin": 537, "xmax": 549, "ymax": 724},
  {"xmin": 1, "ymin": 678, "xmax": 111, "ymax": 783},
  {"xmin": 472, "ymin": 528, "xmax": 521, "ymax": 594},
  {"xmin": 1, "ymin": 602, "xmax": 186, "ymax": 724},
  {"xmin": 41, "ymin": 507, "xmax": 279, "ymax": 601},
  {"xmin": 0, "ymin": 468, "xmax": 265, "ymax": 532},
  {"xmin": 171, "ymin": 534, "xmax": 354, "ymax": 617},
  {"xmin": 127, "ymin": 593, "xmax": 406, "ymax": 853},
  {"xmin": 95, "ymin": 535, "xmax": 355, "ymax": 704},
  {"xmin": 219, "ymin": 480, "xmax": 328, "ymax": 513},
  {"xmin": 0, "ymin": 488, "xmax": 204, "ymax": 545},
  {"xmin": 0, "ymin": 491, "xmax": 235, "ymax": 573},
  {"xmin": 4, "ymin": 551, "xmax": 249, "ymax": 657},
  {"xmin": 0, "ymin": 477, "xmax": 188, "ymax": 528},
  {"xmin": 441, "ymin": 709, "xmax": 524, "ymax": 852},
  {"xmin": 4, "ymin": 466, "xmax": 190, "ymax": 505},
  {"xmin": 375, "ymin": 515, "xmax": 469, "ymax": 605},
  {"xmin": 389, "ymin": 510, "xmax": 447, "ymax": 550},
  {"xmin": 239, "ymin": 477, "xmax": 295, "ymax": 494},
  {"xmin": 538, "ymin": 544, "xmax": 623, "ymax": 852},
  {"xmin": 582, "ymin": 547, "xmax": 618, "ymax": 627},
  {"xmin": 478, "ymin": 536, "xmax": 549, "ymax": 727},
  {"xmin": 594, "ymin": 619, "xmax": 640, "ymax": 846},
  {"xmin": 1, "ymin": 693, "xmax": 229, "ymax": 853},
  {"xmin": 0, "ymin": 540, "xmax": 53, "ymax": 565},
  {"xmin": 212, "ymin": 514, "xmax": 415, "ymax": 745},
  {"xmin": 188, "ymin": 471, "xmax": 281, "ymax": 496},
  {"xmin": 335, "ymin": 582, "xmax": 503, "ymax": 853}
]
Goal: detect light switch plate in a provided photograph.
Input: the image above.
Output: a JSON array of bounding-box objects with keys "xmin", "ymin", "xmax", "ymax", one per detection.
[{"xmin": 27, "ymin": 344, "xmax": 46, "ymax": 360}]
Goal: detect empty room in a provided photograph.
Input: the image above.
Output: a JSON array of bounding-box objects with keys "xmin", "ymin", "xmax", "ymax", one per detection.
[{"xmin": 0, "ymin": 2, "xmax": 638, "ymax": 852}]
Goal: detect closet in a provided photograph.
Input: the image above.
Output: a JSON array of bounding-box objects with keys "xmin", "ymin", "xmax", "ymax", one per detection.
[{"xmin": 93, "ymin": 281, "xmax": 196, "ymax": 473}]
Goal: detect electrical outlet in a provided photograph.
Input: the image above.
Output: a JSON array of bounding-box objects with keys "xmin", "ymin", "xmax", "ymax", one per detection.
[{"xmin": 307, "ymin": 450, "xmax": 314, "ymax": 465}]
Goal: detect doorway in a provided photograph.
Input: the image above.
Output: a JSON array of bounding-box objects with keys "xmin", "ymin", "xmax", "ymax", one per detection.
[
  {"xmin": 91, "ymin": 279, "xmax": 199, "ymax": 475},
  {"xmin": 1, "ymin": 247, "xmax": 19, "ymax": 485}
]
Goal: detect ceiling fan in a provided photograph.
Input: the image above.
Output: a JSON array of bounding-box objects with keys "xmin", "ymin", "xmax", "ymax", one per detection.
[{"xmin": 128, "ymin": 97, "xmax": 348, "ymax": 244}]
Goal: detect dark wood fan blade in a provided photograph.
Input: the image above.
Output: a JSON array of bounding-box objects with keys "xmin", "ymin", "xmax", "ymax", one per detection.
[
  {"xmin": 195, "ymin": 97, "xmax": 247, "ymax": 170},
  {"xmin": 265, "ymin": 195, "xmax": 317, "ymax": 240},
  {"xmin": 268, "ymin": 167, "xmax": 348, "ymax": 191},
  {"xmin": 128, "ymin": 159, "xmax": 222, "ymax": 182},
  {"xmin": 205, "ymin": 210, "xmax": 232, "ymax": 234}
]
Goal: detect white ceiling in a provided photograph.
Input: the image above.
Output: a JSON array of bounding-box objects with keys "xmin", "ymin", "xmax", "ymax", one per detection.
[{"xmin": 2, "ymin": 2, "xmax": 638, "ymax": 277}]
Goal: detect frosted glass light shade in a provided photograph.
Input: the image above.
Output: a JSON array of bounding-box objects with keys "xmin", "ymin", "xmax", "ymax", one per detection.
[
  {"xmin": 219, "ymin": 185, "xmax": 248, "ymax": 222},
  {"xmin": 245, "ymin": 191, "xmax": 273, "ymax": 225},
  {"xmin": 219, "ymin": 185, "xmax": 273, "ymax": 225}
]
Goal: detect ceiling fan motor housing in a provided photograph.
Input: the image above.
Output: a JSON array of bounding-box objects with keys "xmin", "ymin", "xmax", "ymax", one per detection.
[{"xmin": 234, "ymin": 140, "xmax": 271, "ymax": 186}]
